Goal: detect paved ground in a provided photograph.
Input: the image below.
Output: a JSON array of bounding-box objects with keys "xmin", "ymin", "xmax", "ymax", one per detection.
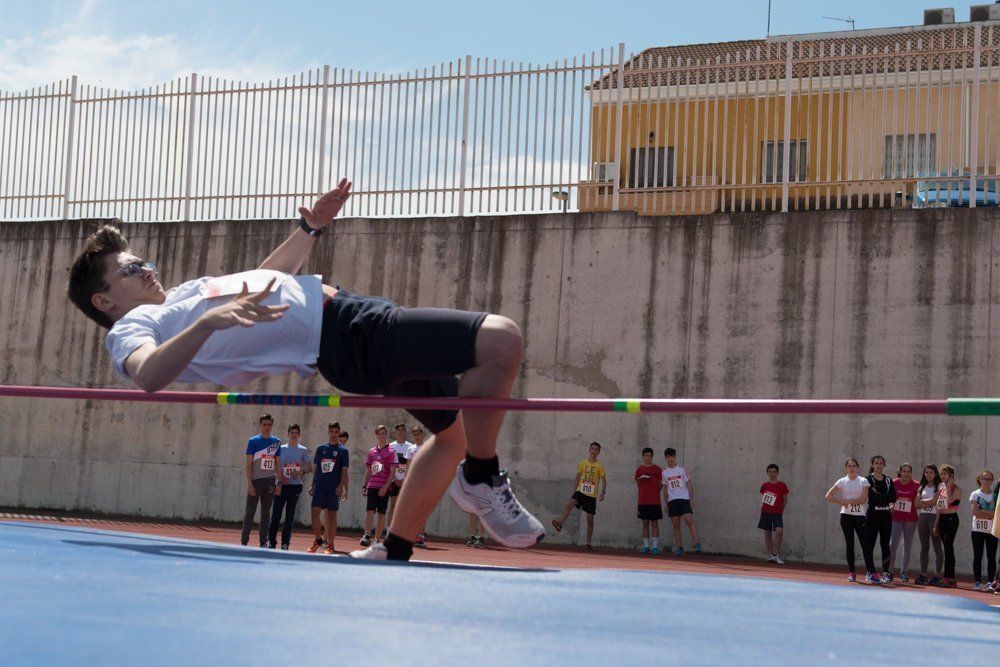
[{"xmin": 3, "ymin": 508, "xmax": 996, "ymax": 603}]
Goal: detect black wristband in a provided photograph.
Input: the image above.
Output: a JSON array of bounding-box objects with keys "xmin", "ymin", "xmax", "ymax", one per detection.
[{"xmin": 298, "ymin": 215, "xmax": 325, "ymax": 237}]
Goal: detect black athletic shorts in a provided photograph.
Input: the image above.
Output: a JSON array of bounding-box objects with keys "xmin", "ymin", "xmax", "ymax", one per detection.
[
  {"xmin": 365, "ymin": 488, "xmax": 390, "ymax": 514},
  {"xmin": 572, "ymin": 491, "xmax": 597, "ymax": 515},
  {"xmin": 637, "ymin": 504, "xmax": 663, "ymax": 521},
  {"xmin": 387, "ymin": 483, "xmax": 400, "ymax": 498},
  {"xmin": 317, "ymin": 290, "xmax": 488, "ymax": 434},
  {"xmin": 667, "ymin": 499, "xmax": 693, "ymax": 518}
]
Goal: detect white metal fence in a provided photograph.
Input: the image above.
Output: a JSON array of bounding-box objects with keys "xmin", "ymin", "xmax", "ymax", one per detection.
[
  {"xmin": 3, "ymin": 25, "xmax": 1000, "ymax": 221},
  {"xmin": 0, "ymin": 48, "xmax": 623, "ymax": 221}
]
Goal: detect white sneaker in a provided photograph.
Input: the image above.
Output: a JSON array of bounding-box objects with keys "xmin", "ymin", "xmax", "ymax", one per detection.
[
  {"xmin": 773, "ymin": 555, "xmax": 785, "ymax": 565},
  {"xmin": 766, "ymin": 554, "xmax": 776, "ymax": 562},
  {"xmin": 448, "ymin": 462, "xmax": 545, "ymax": 549},
  {"xmin": 349, "ymin": 542, "xmax": 388, "ymax": 560}
]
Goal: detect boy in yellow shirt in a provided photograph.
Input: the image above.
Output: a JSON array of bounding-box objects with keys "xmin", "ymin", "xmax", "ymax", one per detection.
[{"xmin": 551, "ymin": 442, "xmax": 607, "ymax": 550}]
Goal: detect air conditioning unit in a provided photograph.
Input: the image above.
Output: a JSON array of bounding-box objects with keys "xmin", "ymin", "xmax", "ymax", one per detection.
[
  {"xmin": 970, "ymin": 3, "xmax": 1000, "ymax": 21},
  {"xmin": 924, "ymin": 7, "xmax": 956, "ymax": 24},
  {"xmin": 592, "ymin": 162, "xmax": 617, "ymax": 182}
]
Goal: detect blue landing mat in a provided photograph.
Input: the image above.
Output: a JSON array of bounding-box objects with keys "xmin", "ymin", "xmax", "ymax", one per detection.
[{"xmin": 0, "ymin": 521, "xmax": 996, "ymax": 666}]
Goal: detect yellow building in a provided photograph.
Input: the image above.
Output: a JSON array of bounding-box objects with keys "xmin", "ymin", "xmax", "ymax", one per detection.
[{"xmin": 581, "ymin": 21, "xmax": 1000, "ymax": 215}]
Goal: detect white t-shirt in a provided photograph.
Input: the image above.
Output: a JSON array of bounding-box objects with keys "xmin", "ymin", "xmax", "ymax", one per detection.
[
  {"xmin": 661, "ymin": 465, "xmax": 690, "ymax": 501},
  {"xmin": 919, "ymin": 483, "xmax": 942, "ymax": 514},
  {"xmin": 391, "ymin": 440, "xmax": 418, "ymax": 481},
  {"xmin": 835, "ymin": 475, "xmax": 870, "ymax": 515},
  {"xmin": 106, "ymin": 270, "xmax": 324, "ymax": 387}
]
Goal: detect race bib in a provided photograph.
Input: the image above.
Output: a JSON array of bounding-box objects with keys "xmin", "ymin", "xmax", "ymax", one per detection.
[
  {"xmin": 371, "ymin": 462, "xmax": 384, "ymax": 475},
  {"xmin": 893, "ymin": 499, "xmax": 912, "ymax": 513},
  {"xmin": 919, "ymin": 505, "xmax": 936, "ymax": 514},
  {"xmin": 845, "ymin": 503, "xmax": 865, "ymax": 516},
  {"xmin": 259, "ymin": 456, "xmax": 275, "ymax": 471},
  {"xmin": 320, "ymin": 459, "xmax": 334, "ymax": 474},
  {"xmin": 762, "ymin": 492, "xmax": 777, "ymax": 507},
  {"xmin": 283, "ymin": 463, "xmax": 301, "ymax": 478},
  {"xmin": 580, "ymin": 481, "xmax": 595, "ymax": 495},
  {"xmin": 936, "ymin": 496, "xmax": 948, "ymax": 511},
  {"xmin": 973, "ymin": 517, "xmax": 994, "ymax": 534},
  {"xmin": 395, "ymin": 464, "xmax": 408, "ymax": 480},
  {"xmin": 668, "ymin": 477, "xmax": 684, "ymax": 491}
]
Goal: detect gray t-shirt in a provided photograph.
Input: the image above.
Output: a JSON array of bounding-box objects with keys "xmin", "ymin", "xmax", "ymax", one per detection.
[{"xmin": 277, "ymin": 444, "xmax": 310, "ymax": 486}]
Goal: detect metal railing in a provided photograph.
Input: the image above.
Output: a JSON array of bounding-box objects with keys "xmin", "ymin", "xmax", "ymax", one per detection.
[
  {"xmin": 3, "ymin": 24, "xmax": 1000, "ymax": 221},
  {"xmin": 0, "ymin": 48, "xmax": 623, "ymax": 221}
]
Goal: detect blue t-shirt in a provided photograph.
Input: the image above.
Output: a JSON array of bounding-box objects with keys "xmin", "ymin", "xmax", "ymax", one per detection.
[
  {"xmin": 313, "ymin": 444, "xmax": 349, "ymax": 491},
  {"xmin": 277, "ymin": 444, "xmax": 310, "ymax": 486},
  {"xmin": 246, "ymin": 435, "xmax": 282, "ymax": 480}
]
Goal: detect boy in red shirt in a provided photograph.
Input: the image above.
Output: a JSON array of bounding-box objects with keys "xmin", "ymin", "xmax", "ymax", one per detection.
[
  {"xmin": 759, "ymin": 463, "xmax": 790, "ymax": 564},
  {"xmin": 635, "ymin": 447, "xmax": 663, "ymax": 555}
]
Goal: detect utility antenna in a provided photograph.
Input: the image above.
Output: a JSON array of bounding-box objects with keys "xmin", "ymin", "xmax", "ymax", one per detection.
[
  {"xmin": 822, "ymin": 15, "xmax": 857, "ymax": 30},
  {"xmin": 767, "ymin": 0, "xmax": 772, "ymax": 37}
]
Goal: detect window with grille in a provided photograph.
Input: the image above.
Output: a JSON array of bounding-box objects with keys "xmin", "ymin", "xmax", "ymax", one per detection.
[
  {"xmin": 884, "ymin": 134, "xmax": 936, "ymax": 178},
  {"xmin": 628, "ymin": 147, "xmax": 674, "ymax": 188},
  {"xmin": 760, "ymin": 141, "xmax": 807, "ymax": 183}
]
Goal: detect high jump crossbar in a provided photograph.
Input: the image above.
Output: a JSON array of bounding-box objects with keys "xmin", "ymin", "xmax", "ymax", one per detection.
[{"xmin": 0, "ymin": 385, "xmax": 997, "ymax": 416}]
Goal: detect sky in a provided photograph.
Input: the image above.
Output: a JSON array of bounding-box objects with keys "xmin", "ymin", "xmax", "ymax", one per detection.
[{"xmin": 0, "ymin": 0, "xmax": 943, "ymax": 91}]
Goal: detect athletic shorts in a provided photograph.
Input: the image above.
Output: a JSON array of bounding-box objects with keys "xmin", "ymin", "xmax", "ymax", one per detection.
[
  {"xmin": 637, "ymin": 504, "xmax": 663, "ymax": 521},
  {"xmin": 311, "ymin": 487, "xmax": 341, "ymax": 511},
  {"xmin": 387, "ymin": 483, "xmax": 400, "ymax": 498},
  {"xmin": 758, "ymin": 511, "xmax": 783, "ymax": 531},
  {"xmin": 365, "ymin": 488, "xmax": 390, "ymax": 514},
  {"xmin": 572, "ymin": 491, "xmax": 597, "ymax": 515},
  {"xmin": 316, "ymin": 291, "xmax": 488, "ymax": 435},
  {"xmin": 667, "ymin": 499, "xmax": 693, "ymax": 518}
]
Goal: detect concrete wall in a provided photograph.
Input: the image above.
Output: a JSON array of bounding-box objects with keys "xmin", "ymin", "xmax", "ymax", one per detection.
[{"xmin": 1, "ymin": 209, "xmax": 998, "ymax": 572}]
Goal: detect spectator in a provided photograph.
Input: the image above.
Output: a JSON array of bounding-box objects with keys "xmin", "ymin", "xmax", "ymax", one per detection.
[
  {"xmin": 268, "ymin": 423, "xmax": 311, "ymax": 550},
  {"xmin": 888, "ymin": 463, "xmax": 919, "ymax": 582},
  {"xmin": 412, "ymin": 426, "xmax": 428, "ymax": 547},
  {"xmin": 969, "ymin": 469, "xmax": 997, "ymax": 591},
  {"xmin": 635, "ymin": 447, "xmax": 663, "ymax": 555},
  {"xmin": 825, "ymin": 457, "xmax": 874, "ymax": 584},
  {"xmin": 387, "ymin": 423, "xmax": 418, "ymax": 534},
  {"xmin": 759, "ymin": 463, "xmax": 789, "ymax": 564},
  {"xmin": 662, "ymin": 447, "xmax": 701, "ymax": 556},
  {"xmin": 307, "ymin": 422, "xmax": 349, "ymax": 554},
  {"xmin": 551, "ymin": 442, "xmax": 607, "ymax": 551},
  {"xmin": 933, "ymin": 464, "xmax": 961, "ymax": 588},
  {"xmin": 241, "ymin": 413, "xmax": 281, "ymax": 547},
  {"xmin": 915, "ymin": 464, "xmax": 944, "ymax": 585},
  {"xmin": 360, "ymin": 425, "xmax": 396, "ymax": 547}
]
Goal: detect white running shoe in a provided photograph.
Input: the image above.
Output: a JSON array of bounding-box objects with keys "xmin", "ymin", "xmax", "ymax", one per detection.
[
  {"xmin": 349, "ymin": 542, "xmax": 388, "ymax": 560},
  {"xmin": 773, "ymin": 555, "xmax": 785, "ymax": 565},
  {"xmin": 448, "ymin": 462, "xmax": 545, "ymax": 549},
  {"xmin": 766, "ymin": 554, "xmax": 776, "ymax": 562}
]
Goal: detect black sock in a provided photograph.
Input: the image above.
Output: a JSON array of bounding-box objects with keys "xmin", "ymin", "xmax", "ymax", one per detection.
[
  {"xmin": 383, "ymin": 533, "xmax": 414, "ymax": 561},
  {"xmin": 464, "ymin": 455, "xmax": 500, "ymax": 485}
]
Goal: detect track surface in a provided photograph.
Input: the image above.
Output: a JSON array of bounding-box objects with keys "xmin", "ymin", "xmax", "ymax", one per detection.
[{"xmin": 1, "ymin": 520, "xmax": 997, "ymax": 666}]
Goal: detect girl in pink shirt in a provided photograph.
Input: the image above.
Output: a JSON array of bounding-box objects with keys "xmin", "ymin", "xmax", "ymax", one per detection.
[{"xmin": 887, "ymin": 463, "xmax": 919, "ymax": 582}]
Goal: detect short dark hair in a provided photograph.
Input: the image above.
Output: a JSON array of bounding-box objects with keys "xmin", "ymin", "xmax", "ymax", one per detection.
[
  {"xmin": 67, "ymin": 224, "xmax": 130, "ymax": 329},
  {"xmin": 287, "ymin": 423, "xmax": 301, "ymax": 433},
  {"xmin": 641, "ymin": 447, "xmax": 654, "ymax": 456},
  {"xmin": 395, "ymin": 423, "xmax": 406, "ymax": 430},
  {"xmin": 664, "ymin": 448, "xmax": 676, "ymax": 457},
  {"xmin": 766, "ymin": 463, "xmax": 779, "ymax": 473},
  {"xmin": 339, "ymin": 431, "xmax": 349, "ymax": 440},
  {"xmin": 328, "ymin": 422, "xmax": 340, "ymax": 430},
  {"xmin": 259, "ymin": 413, "xmax": 273, "ymax": 423},
  {"xmin": 589, "ymin": 441, "xmax": 602, "ymax": 451},
  {"xmin": 375, "ymin": 424, "xmax": 387, "ymax": 434}
]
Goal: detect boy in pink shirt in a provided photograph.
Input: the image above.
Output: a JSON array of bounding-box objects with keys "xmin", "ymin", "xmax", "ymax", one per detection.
[
  {"xmin": 360, "ymin": 425, "xmax": 396, "ymax": 547},
  {"xmin": 758, "ymin": 464, "xmax": 790, "ymax": 564}
]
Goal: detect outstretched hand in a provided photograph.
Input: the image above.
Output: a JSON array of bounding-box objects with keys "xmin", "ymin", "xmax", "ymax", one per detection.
[
  {"xmin": 298, "ymin": 178, "xmax": 353, "ymax": 231},
  {"xmin": 201, "ymin": 278, "xmax": 290, "ymax": 331}
]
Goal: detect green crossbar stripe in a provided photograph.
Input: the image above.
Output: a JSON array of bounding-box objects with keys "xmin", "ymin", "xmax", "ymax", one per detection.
[{"xmin": 946, "ymin": 398, "xmax": 1000, "ymax": 416}]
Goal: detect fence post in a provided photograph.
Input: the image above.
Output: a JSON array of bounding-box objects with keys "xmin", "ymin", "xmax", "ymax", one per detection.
[
  {"xmin": 182, "ymin": 73, "xmax": 198, "ymax": 222},
  {"xmin": 781, "ymin": 39, "xmax": 793, "ymax": 213},
  {"xmin": 458, "ymin": 55, "xmax": 472, "ymax": 216},
  {"xmin": 969, "ymin": 24, "xmax": 982, "ymax": 208},
  {"xmin": 61, "ymin": 75, "xmax": 78, "ymax": 220},
  {"xmin": 612, "ymin": 42, "xmax": 626, "ymax": 212},
  {"xmin": 317, "ymin": 65, "xmax": 331, "ymax": 195}
]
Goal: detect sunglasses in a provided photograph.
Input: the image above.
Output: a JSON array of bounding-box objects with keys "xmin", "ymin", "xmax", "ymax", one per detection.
[{"xmin": 117, "ymin": 260, "xmax": 158, "ymax": 277}]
